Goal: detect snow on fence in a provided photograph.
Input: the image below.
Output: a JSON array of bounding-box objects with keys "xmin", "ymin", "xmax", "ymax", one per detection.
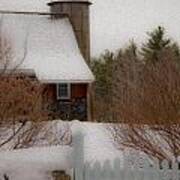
[
  {"xmin": 73, "ymin": 130, "xmax": 180, "ymax": 180},
  {"xmin": 81, "ymin": 159, "xmax": 180, "ymax": 180}
]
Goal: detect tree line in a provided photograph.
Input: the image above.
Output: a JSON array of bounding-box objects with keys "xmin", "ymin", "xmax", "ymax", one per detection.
[{"xmin": 91, "ymin": 26, "xmax": 180, "ymax": 161}]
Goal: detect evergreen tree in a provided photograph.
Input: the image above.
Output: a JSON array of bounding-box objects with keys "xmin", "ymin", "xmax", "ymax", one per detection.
[
  {"xmin": 91, "ymin": 50, "xmax": 114, "ymax": 99},
  {"xmin": 142, "ymin": 26, "xmax": 171, "ymax": 63}
]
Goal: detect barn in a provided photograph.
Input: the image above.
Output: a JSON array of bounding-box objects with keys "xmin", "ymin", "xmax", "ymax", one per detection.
[{"xmin": 0, "ymin": 0, "xmax": 94, "ymax": 121}]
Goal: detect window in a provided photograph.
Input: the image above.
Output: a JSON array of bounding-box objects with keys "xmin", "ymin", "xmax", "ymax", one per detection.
[{"xmin": 57, "ymin": 83, "xmax": 71, "ymax": 100}]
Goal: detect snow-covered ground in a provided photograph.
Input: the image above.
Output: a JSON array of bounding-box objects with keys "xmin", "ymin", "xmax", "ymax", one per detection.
[
  {"xmin": 72, "ymin": 121, "xmax": 123, "ymax": 163},
  {"xmin": 0, "ymin": 120, "xmax": 123, "ymax": 180},
  {"xmin": 0, "ymin": 146, "xmax": 72, "ymax": 180}
]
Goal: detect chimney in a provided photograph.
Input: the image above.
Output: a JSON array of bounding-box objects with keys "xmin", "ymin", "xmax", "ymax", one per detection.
[{"xmin": 47, "ymin": 0, "xmax": 92, "ymax": 64}]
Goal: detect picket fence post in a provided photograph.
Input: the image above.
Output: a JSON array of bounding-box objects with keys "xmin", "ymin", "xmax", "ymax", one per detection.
[
  {"xmin": 72, "ymin": 129, "xmax": 180, "ymax": 180},
  {"xmin": 73, "ymin": 129, "xmax": 84, "ymax": 180}
]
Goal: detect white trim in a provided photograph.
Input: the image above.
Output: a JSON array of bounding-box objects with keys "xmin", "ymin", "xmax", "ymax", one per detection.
[
  {"xmin": 39, "ymin": 79, "xmax": 94, "ymax": 84},
  {"xmin": 56, "ymin": 83, "xmax": 71, "ymax": 100}
]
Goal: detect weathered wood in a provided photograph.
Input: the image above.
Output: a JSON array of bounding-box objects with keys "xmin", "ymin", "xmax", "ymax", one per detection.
[
  {"xmin": 0, "ymin": 10, "xmax": 67, "ymax": 16},
  {"xmin": 52, "ymin": 171, "xmax": 71, "ymax": 180}
]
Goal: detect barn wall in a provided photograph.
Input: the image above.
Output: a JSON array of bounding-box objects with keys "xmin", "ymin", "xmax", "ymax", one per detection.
[
  {"xmin": 71, "ymin": 84, "xmax": 87, "ymax": 98},
  {"xmin": 43, "ymin": 84, "xmax": 56, "ymax": 101},
  {"xmin": 43, "ymin": 83, "xmax": 88, "ymax": 121},
  {"xmin": 43, "ymin": 83, "xmax": 87, "ymax": 100}
]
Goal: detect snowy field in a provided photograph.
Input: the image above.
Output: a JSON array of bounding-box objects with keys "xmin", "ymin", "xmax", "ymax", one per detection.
[{"xmin": 0, "ymin": 120, "xmax": 123, "ymax": 180}]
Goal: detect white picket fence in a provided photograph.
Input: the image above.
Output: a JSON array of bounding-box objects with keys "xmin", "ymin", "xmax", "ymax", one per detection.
[
  {"xmin": 73, "ymin": 131, "xmax": 180, "ymax": 180},
  {"xmin": 81, "ymin": 159, "xmax": 180, "ymax": 180}
]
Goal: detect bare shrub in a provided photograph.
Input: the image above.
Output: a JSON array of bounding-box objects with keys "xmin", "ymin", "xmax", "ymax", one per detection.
[
  {"xmin": 0, "ymin": 20, "xmax": 50, "ymax": 149},
  {"xmin": 111, "ymin": 49, "xmax": 180, "ymax": 161}
]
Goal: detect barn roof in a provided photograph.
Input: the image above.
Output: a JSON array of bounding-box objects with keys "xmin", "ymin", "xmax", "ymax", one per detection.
[
  {"xmin": 0, "ymin": 13, "xmax": 94, "ymax": 83},
  {"xmin": 48, "ymin": 0, "xmax": 92, "ymax": 5},
  {"xmin": 0, "ymin": 0, "xmax": 92, "ymax": 12},
  {"xmin": 0, "ymin": 0, "xmax": 50, "ymax": 12}
]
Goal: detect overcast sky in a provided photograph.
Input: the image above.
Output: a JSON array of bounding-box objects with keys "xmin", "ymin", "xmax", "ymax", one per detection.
[
  {"xmin": 90, "ymin": 0, "xmax": 180, "ymax": 56},
  {"xmin": 0, "ymin": 0, "xmax": 180, "ymax": 56}
]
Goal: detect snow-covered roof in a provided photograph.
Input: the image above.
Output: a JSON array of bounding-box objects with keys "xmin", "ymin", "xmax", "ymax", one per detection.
[
  {"xmin": 1, "ymin": 13, "xmax": 94, "ymax": 83},
  {"xmin": 48, "ymin": 0, "xmax": 92, "ymax": 4},
  {"xmin": 0, "ymin": 0, "xmax": 50, "ymax": 12},
  {"xmin": 55, "ymin": 0, "xmax": 90, "ymax": 2},
  {"xmin": 0, "ymin": 0, "xmax": 92, "ymax": 12}
]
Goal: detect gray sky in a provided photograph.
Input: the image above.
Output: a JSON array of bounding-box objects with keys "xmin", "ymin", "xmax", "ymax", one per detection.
[
  {"xmin": 91, "ymin": 0, "xmax": 180, "ymax": 56},
  {"xmin": 0, "ymin": 0, "xmax": 180, "ymax": 56}
]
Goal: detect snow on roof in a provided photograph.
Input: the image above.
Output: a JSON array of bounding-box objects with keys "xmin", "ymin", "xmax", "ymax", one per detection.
[
  {"xmin": 0, "ymin": 0, "xmax": 49, "ymax": 12},
  {"xmin": 1, "ymin": 14, "xmax": 94, "ymax": 83},
  {"xmin": 54, "ymin": 0, "xmax": 90, "ymax": 2},
  {"xmin": 48, "ymin": 0, "xmax": 92, "ymax": 4},
  {"xmin": 0, "ymin": 0, "xmax": 92, "ymax": 12}
]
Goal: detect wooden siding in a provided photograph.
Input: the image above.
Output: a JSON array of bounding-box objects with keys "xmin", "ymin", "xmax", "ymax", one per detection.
[
  {"xmin": 43, "ymin": 83, "xmax": 88, "ymax": 101},
  {"xmin": 43, "ymin": 83, "xmax": 88, "ymax": 121},
  {"xmin": 71, "ymin": 84, "xmax": 87, "ymax": 98},
  {"xmin": 52, "ymin": 171, "xmax": 71, "ymax": 180},
  {"xmin": 43, "ymin": 84, "xmax": 57, "ymax": 101}
]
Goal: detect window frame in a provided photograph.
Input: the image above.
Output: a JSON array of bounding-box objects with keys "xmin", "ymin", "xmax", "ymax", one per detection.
[{"xmin": 56, "ymin": 83, "xmax": 71, "ymax": 100}]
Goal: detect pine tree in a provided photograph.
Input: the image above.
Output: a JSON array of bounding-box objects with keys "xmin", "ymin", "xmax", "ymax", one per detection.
[{"xmin": 142, "ymin": 26, "xmax": 171, "ymax": 63}]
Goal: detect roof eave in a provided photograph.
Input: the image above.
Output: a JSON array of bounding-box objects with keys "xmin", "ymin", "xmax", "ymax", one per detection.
[
  {"xmin": 47, "ymin": 1, "xmax": 92, "ymax": 6},
  {"xmin": 39, "ymin": 79, "xmax": 94, "ymax": 84}
]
